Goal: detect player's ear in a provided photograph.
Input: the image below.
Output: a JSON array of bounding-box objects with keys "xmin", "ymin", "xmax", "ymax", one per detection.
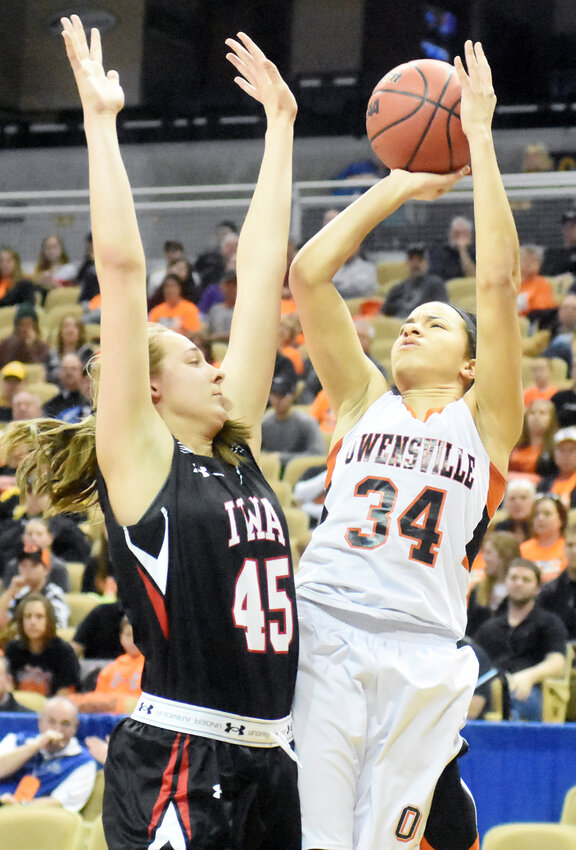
[
  {"xmin": 150, "ymin": 377, "xmax": 161, "ymax": 404},
  {"xmin": 461, "ymin": 358, "xmax": 475, "ymax": 386}
]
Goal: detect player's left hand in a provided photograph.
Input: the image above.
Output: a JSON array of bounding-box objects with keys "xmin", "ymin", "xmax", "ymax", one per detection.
[
  {"xmin": 225, "ymin": 32, "xmax": 297, "ymax": 123},
  {"xmin": 454, "ymin": 41, "xmax": 496, "ymax": 137}
]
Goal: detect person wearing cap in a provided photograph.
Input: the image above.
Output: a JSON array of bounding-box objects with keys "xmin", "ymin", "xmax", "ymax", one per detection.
[
  {"xmin": 261, "ymin": 370, "xmax": 325, "ymax": 472},
  {"xmin": 0, "ymin": 547, "xmax": 69, "ymax": 630},
  {"xmin": 0, "ymin": 361, "xmax": 25, "ymax": 423},
  {"xmin": 381, "ymin": 243, "xmax": 448, "ymax": 318},
  {"xmin": 537, "ymin": 426, "xmax": 576, "ymax": 508},
  {"xmin": 0, "ymin": 304, "xmax": 49, "ymax": 372}
]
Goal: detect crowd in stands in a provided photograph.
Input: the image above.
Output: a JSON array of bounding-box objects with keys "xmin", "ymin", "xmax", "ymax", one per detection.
[{"xmin": 2, "ymin": 198, "xmax": 576, "ymax": 808}]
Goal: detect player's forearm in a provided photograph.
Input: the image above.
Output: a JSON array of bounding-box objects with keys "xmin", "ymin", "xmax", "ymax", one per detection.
[
  {"xmin": 468, "ymin": 129, "xmax": 519, "ymax": 292},
  {"xmin": 290, "ymin": 172, "xmax": 413, "ymax": 292},
  {"xmin": 235, "ymin": 115, "xmax": 295, "ymax": 288},
  {"xmin": 83, "ymin": 113, "xmax": 146, "ymax": 281}
]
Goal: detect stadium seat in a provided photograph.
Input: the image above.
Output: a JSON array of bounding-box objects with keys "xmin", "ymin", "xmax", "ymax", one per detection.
[
  {"xmin": 561, "ymin": 786, "xmax": 576, "ymax": 826},
  {"xmin": 44, "ymin": 286, "xmax": 81, "ymax": 312},
  {"xmin": 65, "ymin": 593, "xmax": 101, "ymax": 627},
  {"xmin": 282, "ymin": 454, "xmax": 328, "ymax": 487},
  {"xmin": 12, "ymin": 689, "xmax": 46, "ymax": 712},
  {"xmin": 0, "ymin": 806, "xmax": 84, "ymax": 850},
  {"xmin": 482, "ymin": 822, "xmax": 576, "ymax": 849}
]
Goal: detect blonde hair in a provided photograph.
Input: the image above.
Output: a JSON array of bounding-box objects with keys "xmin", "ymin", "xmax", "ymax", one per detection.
[{"xmin": 1, "ymin": 324, "xmax": 251, "ymax": 515}]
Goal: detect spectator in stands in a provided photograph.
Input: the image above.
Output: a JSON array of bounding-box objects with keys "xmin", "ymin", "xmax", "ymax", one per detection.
[
  {"xmin": 46, "ymin": 314, "xmax": 95, "ymax": 383},
  {"xmin": 517, "ymin": 244, "xmax": 557, "ymax": 318},
  {"xmin": 194, "ymin": 221, "xmax": 239, "ymax": 291},
  {"xmin": 521, "ymin": 143, "xmax": 554, "ymax": 173},
  {"xmin": 381, "ymin": 244, "xmax": 447, "ymax": 318},
  {"xmin": 11, "ymin": 390, "xmax": 42, "ymax": 422},
  {"xmin": 538, "ymin": 426, "xmax": 576, "ymax": 507},
  {"xmin": 541, "ymin": 209, "xmax": 576, "ymax": 278},
  {"xmin": 0, "ymin": 361, "xmax": 26, "ymax": 423},
  {"xmin": 72, "ymin": 616, "xmax": 144, "ymax": 714},
  {"xmin": 147, "ymin": 274, "xmax": 201, "ymax": 336},
  {"xmin": 2, "ymin": 517, "xmax": 70, "ymax": 592},
  {"xmin": 32, "ymin": 234, "xmax": 77, "ymax": 299},
  {"xmin": 541, "ymin": 292, "xmax": 576, "ymax": 374},
  {"xmin": 204, "ymin": 271, "xmax": 237, "ymax": 342},
  {"xmin": 537, "ymin": 521, "xmax": 576, "ymax": 640},
  {"xmin": 523, "ymin": 357, "xmax": 558, "ymax": 407},
  {"xmin": 428, "ymin": 215, "xmax": 476, "ymax": 281},
  {"xmin": 0, "ymin": 304, "xmax": 49, "ymax": 372},
  {"xmin": 332, "ymin": 241, "xmax": 378, "ymax": 300},
  {"xmin": 0, "ymin": 248, "xmax": 36, "ymax": 308},
  {"xmin": 0, "ymin": 489, "xmax": 91, "ymax": 573},
  {"xmin": 551, "ymin": 367, "xmax": 576, "ymax": 427},
  {"xmin": 75, "ymin": 232, "xmax": 99, "ymax": 303},
  {"xmin": 279, "ymin": 313, "xmax": 304, "ymax": 376},
  {"xmin": 475, "ymin": 558, "xmax": 567, "ymax": 721},
  {"xmin": 0, "ymin": 549, "xmax": 69, "ymax": 630},
  {"xmin": 467, "ymin": 531, "xmax": 521, "ymax": 637},
  {"xmin": 293, "ymin": 465, "xmax": 327, "ymax": 529},
  {"xmin": 167, "ymin": 257, "xmax": 201, "ymax": 304},
  {"xmin": 0, "ymin": 655, "xmax": 32, "ymax": 712},
  {"xmin": 261, "ymin": 371, "xmax": 325, "ymax": 472},
  {"xmin": 520, "ymin": 494, "xmax": 567, "ymax": 583},
  {"xmin": 494, "ymin": 478, "xmax": 537, "ymax": 542},
  {"xmin": 4, "ymin": 595, "xmax": 79, "ymax": 696},
  {"xmin": 43, "ymin": 353, "xmax": 91, "ymax": 423},
  {"xmin": 147, "ymin": 239, "xmax": 185, "ymax": 295},
  {"xmin": 71, "ymin": 600, "xmax": 124, "ymax": 661},
  {"xmin": 0, "ymin": 696, "xmax": 96, "ymax": 809},
  {"xmin": 508, "ymin": 398, "xmax": 557, "ymax": 480}
]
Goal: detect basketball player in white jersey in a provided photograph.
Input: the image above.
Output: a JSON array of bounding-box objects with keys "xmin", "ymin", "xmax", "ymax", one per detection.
[{"xmin": 289, "ymin": 42, "xmax": 522, "ymax": 850}]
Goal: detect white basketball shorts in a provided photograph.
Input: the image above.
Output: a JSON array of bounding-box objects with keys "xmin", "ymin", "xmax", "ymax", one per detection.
[{"xmin": 293, "ymin": 599, "xmax": 478, "ymax": 850}]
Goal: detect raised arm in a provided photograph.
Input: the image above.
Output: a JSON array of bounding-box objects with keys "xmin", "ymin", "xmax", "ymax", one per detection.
[
  {"xmin": 220, "ymin": 34, "xmax": 297, "ymax": 455},
  {"xmin": 457, "ymin": 42, "xmax": 523, "ymax": 474},
  {"xmin": 289, "ymin": 169, "xmax": 467, "ymax": 430},
  {"xmin": 61, "ymin": 16, "xmax": 172, "ymax": 523}
]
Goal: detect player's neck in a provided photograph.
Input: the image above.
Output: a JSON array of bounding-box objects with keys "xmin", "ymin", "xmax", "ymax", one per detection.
[{"xmin": 401, "ymin": 386, "xmax": 461, "ymax": 420}]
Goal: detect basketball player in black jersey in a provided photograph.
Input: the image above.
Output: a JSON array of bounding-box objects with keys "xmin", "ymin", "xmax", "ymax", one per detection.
[{"xmin": 1, "ymin": 16, "xmax": 299, "ymax": 849}]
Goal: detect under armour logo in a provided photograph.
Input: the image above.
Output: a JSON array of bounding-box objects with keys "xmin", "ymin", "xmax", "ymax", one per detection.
[
  {"xmin": 213, "ymin": 784, "xmax": 222, "ymax": 799},
  {"xmin": 138, "ymin": 701, "xmax": 154, "ymax": 715},
  {"xmin": 224, "ymin": 723, "xmax": 245, "ymax": 735},
  {"xmin": 193, "ymin": 465, "xmax": 211, "ymax": 478}
]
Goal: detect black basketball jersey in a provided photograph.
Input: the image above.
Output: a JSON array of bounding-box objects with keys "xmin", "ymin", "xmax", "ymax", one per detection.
[{"xmin": 97, "ymin": 440, "xmax": 298, "ymax": 720}]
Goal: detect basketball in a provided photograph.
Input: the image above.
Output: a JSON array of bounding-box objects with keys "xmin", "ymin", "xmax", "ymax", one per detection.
[{"xmin": 366, "ymin": 58, "xmax": 469, "ymax": 174}]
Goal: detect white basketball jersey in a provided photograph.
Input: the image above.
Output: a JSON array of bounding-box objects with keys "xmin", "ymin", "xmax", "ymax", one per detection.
[{"xmin": 296, "ymin": 392, "xmax": 505, "ymax": 639}]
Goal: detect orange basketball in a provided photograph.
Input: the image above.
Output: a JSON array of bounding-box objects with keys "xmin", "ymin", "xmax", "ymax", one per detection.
[{"xmin": 366, "ymin": 58, "xmax": 469, "ymax": 174}]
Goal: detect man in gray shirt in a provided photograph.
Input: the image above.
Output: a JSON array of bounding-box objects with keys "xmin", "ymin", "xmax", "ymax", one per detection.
[
  {"xmin": 261, "ymin": 372, "xmax": 326, "ymax": 473},
  {"xmin": 381, "ymin": 244, "xmax": 448, "ymax": 318}
]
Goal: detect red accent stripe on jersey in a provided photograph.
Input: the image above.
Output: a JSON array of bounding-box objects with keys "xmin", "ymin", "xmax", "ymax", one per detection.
[
  {"xmin": 137, "ymin": 564, "xmax": 170, "ymax": 640},
  {"xmin": 325, "ymin": 438, "xmax": 343, "ymax": 490},
  {"xmin": 149, "ymin": 733, "xmax": 180, "ymax": 838},
  {"xmin": 419, "ymin": 838, "xmax": 434, "ymax": 849},
  {"xmin": 487, "ymin": 462, "xmax": 506, "ymax": 518},
  {"xmin": 175, "ymin": 737, "xmax": 191, "ymax": 840}
]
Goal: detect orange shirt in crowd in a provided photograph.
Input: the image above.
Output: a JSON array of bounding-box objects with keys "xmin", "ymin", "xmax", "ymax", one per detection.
[
  {"xmin": 95, "ymin": 652, "xmax": 144, "ymax": 698},
  {"xmin": 508, "ymin": 443, "xmax": 542, "ymax": 475},
  {"xmin": 309, "ymin": 389, "xmax": 336, "ymax": 434},
  {"xmin": 519, "ymin": 536, "xmax": 566, "ymax": 583},
  {"xmin": 523, "ymin": 384, "xmax": 558, "ymax": 407},
  {"xmin": 148, "ymin": 300, "xmax": 201, "ymax": 334},
  {"xmin": 89, "ymin": 293, "xmax": 102, "ymax": 311},
  {"xmin": 281, "ymin": 345, "xmax": 304, "ymax": 376},
  {"xmin": 550, "ymin": 471, "xmax": 576, "ymax": 505},
  {"xmin": 517, "ymin": 275, "xmax": 557, "ymax": 316}
]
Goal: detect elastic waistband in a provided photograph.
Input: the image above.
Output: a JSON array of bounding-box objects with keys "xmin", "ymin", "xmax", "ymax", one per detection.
[{"xmin": 132, "ymin": 693, "xmax": 295, "ymax": 752}]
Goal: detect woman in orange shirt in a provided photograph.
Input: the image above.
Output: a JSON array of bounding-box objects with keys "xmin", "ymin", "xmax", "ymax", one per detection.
[
  {"xmin": 148, "ymin": 274, "xmax": 201, "ymax": 336},
  {"xmin": 520, "ymin": 494, "xmax": 567, "ymax": 582},
  {"xmin": 508, "ymin": 398, "xmax": 557, "ymax": 479},
  {"xmin": 517, "ymin": 244, "xmax": 557, "ymax": 317}
]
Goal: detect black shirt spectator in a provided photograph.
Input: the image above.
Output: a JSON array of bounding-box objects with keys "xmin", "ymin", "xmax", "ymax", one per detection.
[
  {"xmin": 541, "ymin": 210, "xmax": 576, "ymax": 277},
  {"xmin": 551, "ymin": 387, "xmax": 576, "ymax": 428},
  {"xmin": 428, "ymin": 217, "xmax": 476, "ymax": 281},
  {"xmin": 537, "ymin": 570, "xmax": 576, "ymax": 640},
  {"xmin": 381, "ymin": 244, "xmax": 447, "ymax": 318},
  {"xmin": 72, "ymin": 601, "xmax": 124, "ymax": 660},
  {"xmin": 475, "ymin": 601, "xmax": 567, "ymax": 674}
]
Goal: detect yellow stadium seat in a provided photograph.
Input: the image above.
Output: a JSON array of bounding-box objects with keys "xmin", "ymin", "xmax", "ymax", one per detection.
[
  {"xmin": 0, "ymin": 803, "xmax": 84, "ymax": 850},
  {"xmin": 482, "ymin": 822, "xmax": 576, "ymax": 850}
]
